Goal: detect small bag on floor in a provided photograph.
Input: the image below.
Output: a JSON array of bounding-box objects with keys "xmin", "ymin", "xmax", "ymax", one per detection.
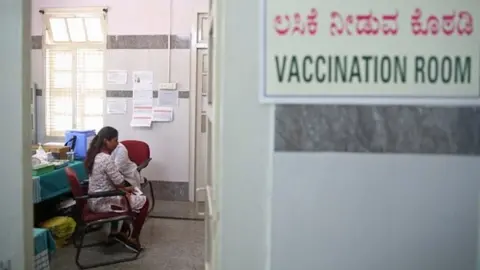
[{"xmin": 41, "ymin": 216, "xmax": 76, "ymax": 248}]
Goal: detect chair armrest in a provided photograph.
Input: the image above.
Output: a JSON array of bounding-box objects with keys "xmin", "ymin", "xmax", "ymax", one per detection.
[
  {"xmin": 77, "ymin": 190, "xmax": 125, "ymax": 200},
  {"xmin": 137, "ymin": 158, "xmax": 152, "ymax": 172}
]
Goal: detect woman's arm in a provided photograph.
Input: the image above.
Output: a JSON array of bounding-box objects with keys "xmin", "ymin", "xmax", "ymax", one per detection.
[{"xmin": 104, "ymin": 156, "xmax": 127, "ymax": 188}]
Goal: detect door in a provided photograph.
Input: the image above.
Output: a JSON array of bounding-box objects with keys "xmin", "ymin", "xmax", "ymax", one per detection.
[
  {"xmin": 205, "ymin": 9, "xmax": 221, "ymax": 269},
  {"xmin": 195, "ymin": 48, "xmax": 209, "ymax": 203},
  {"xmin": 193, "ymin": 10, "xmax": 219, "ymax": 270}
]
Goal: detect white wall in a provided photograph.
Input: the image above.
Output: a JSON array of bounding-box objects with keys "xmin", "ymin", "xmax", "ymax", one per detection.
[
  {"xmin": 31, "ymin": 0, "xmax": 208, "ymax": 184},
  {"xmin": 272, "ymin": 153, "xmax": 480, "ymax": 270}
]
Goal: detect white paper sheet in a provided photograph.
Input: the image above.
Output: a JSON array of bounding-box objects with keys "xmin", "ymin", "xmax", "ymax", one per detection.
[
  {"xmin": 152, "ymin": 106, "xmax": 173, "ymax": 122},
  {"xmin": 133, "ymin": 98, "xmax": 153, "ymax": 107},
  {"xmin": 107, "ymin": 99, "xmax": 127, "ymax": 114},
  {"xmin": 131, "ymin": 93, "xmax": 153, "ymax": 127},
  {"xmin": 130, "ymin": 117, "xmax": 152, "ymax": 127},
  {"xmin": 158, "ymin": 90, "xmax": 178, "ymax": 106},
  {"xmin": 132, "ymin": 71, "xmax": 153, "ymax": 90},
  {"xmin": 133, "ymin": 90, "xmax": 153, "ymax": 100},
  {"xmin": 133, "ymin": 102, "xmax": 152, "ymax": 118},
  {"xmin": 107, "ymin": 70, "xmax": 128, "ymax": 84}
]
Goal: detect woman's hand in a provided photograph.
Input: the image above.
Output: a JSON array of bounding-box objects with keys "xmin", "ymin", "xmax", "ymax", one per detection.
[{"xmin": 120, "ymin": 186, "xmax": 135, "ymax": 193}]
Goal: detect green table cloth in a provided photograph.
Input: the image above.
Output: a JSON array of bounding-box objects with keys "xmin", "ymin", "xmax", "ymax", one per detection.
[
  {"xmin": 33, "ymin": 228, "xmax": 56, "ymax": 255},
  {"xmin": 33, "ymin": 161, "xmax": 87, "ymax": 203},
  {"xmin": 33, "ymin": 228, "xmax": 55, "ymax": 270}
]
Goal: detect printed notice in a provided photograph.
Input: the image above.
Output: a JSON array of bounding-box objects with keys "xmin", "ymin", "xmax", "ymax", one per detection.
[
  {"xmin": 158, "ymin": 90, "xmax": 179, "ymax": 106},
  {"xmin": 152, "ymin": 107, "xmax": 174, "ymax": 122},
  {"xmin": 131, "ymin": 98, "xmax": 153, "ymax": 127},
  {"xmin": 130, "ymin": 117, "xmax": 152, "ymax": 127},
  {"xmin": 107, "ymin": 99, "xmax": 127, "ymax": 114},
  {"xmin": 107, "ymin": 70, "xmax": 128, "ymax": 85},
  {"xmin": 132, "ymin": 71, "xmax": 154, "ymax": 91}
]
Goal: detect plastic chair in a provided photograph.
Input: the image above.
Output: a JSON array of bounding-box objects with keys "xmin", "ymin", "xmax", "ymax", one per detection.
[
  {"xmin": 120, "ymin": 140, "xmax": 155, "ymax": 214},
  {"xmin": 65, "ymin": 168, "xmax": 141, "ymax": 269}
]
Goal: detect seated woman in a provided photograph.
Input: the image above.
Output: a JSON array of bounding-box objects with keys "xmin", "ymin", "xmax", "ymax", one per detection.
[
  {"xmin": 84, "ymin": 126, "xmax": 149, "ymax": 252},
  {"xmin": 110, "ymin": 142, "xmax": 144, "ymax": 188}
]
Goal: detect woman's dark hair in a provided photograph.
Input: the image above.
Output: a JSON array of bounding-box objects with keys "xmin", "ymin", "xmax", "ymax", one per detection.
[{"xmin": 84, "ymin": 126, "xmax": 118, "ymax": 175}]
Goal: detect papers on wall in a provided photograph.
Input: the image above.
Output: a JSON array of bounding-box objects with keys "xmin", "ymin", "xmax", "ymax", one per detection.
[
  {"xmin": 158, "ymin": 90, "xmax": 178, "ymax": 106},
  {"xmin": 130, "ymin": 117, "xmax": 152, "ymax": 127},
  {"xmin": 130, "ymin": 99, "xmax": 153, "ymax": 127},
  {"xmin": 152, "ymin": 107, "xmax": 174, "ymax": 122},
  {"xmin": 107, "ymin": 70, "xmax": 128, "ymax": 84},
  {"xmin": 106, "ymin": 99, "xmax": 127, "ymax": 114},
  {"xmin": 133, "ymin": 90, "xmax": 153, "ymax": 100},
  {"xmin": 131, "ymin": 70, "xmax": 154, "ymax": 127},
  {"xmin": 132, "ymin": 71, "xmax": 154, "ymax": 90},
  {"xmin": 130, "ymin": 106, "xmax": 153, "ymax": 127}
]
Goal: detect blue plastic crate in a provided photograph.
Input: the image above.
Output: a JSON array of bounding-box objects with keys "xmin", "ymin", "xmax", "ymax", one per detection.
[{"xmin": 65, "ymin": 130, "xmax": 96, "ymax": 160}]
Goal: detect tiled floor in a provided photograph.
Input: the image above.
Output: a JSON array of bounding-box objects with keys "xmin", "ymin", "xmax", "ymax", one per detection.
[
  {"xmin": 150, "ymin": 200, "xmax": 205, "ymax": 220},
  {"xmin": 50, "ymin": 204, "xmax": 205, "ymax": 270}
]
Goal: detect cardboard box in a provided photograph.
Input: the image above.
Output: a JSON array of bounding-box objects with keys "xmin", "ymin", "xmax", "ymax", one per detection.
[{"xmin": 32, "ymin": 144, "xmax": 70, "ymax": 160}]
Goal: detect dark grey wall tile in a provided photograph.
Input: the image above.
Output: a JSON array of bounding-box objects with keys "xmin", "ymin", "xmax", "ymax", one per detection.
[
  {"xmin": 151, "ymin": 181, "xmax": 189, "ymax": 201},
  {"xmin": 171, "ymin": 35, "xmax": 191, "ymax": 49},
  {"xmin": 107, "ymin": 35, "xmax": 169, "ymax": 49},
  {"xmin": 178, "ymin": 91, "xmax": 190, "ymax": 99},
  {"xmin": 106, "ymin": 90, "xmax": 159, "ymax": 98},
  {"xmin": 32, "ymin": 36, "xmax": 42, "ymax": 49},
  {"xmin": 275, "ymin": 105, "xmax": 480, "ymax": 154},
  {"xmin": 106, "ymin": 90, "xmax": 190, "ymax": 99},
  {"xmin": 106, "ymin": 90, "xmax": 133, "ymax": 98},
  {"xmin": 32, "ymin": 35, "xmax": 190, "ymax": 50}
]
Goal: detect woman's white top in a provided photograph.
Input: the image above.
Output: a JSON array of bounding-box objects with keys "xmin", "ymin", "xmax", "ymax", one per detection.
[{"xmin": 110, "ymin": 143, "xmax": 144, "ymax": 188}]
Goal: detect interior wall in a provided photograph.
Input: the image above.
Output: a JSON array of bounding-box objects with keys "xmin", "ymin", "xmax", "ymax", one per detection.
[
  {"xmin": 272, "ymin": 153, "xmax": 479, "ymax": 270},
  {"xmin": 272, "ymin": 105, "xmax": 480, "ymax": 270},
  {"xmin": 31, "ymin": 0, "xmax": 208, "ymax": 201}
]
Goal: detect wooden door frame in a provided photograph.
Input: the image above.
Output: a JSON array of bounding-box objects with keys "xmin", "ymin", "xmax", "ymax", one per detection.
[{"xmin": 189, "ymin": 12, "xmax": 209, "ymax": 202}]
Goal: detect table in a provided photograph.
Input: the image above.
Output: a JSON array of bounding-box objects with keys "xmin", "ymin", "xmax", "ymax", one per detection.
[
  {"xmin": 33, "ymin": 161, "xmax": 87, "ymax": 203},
  {"xmin": 33, "ymin": 228, "xmax": 56, "ymax": 270}
]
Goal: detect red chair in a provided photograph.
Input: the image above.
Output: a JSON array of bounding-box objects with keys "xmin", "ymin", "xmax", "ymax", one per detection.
[
  {"xmin": 65, "ymin": 168, "xmax": 141, "ymax": 269},
  {"xmin": 120, "ymin": 140, "xmax": 155, "ymax": 214}
]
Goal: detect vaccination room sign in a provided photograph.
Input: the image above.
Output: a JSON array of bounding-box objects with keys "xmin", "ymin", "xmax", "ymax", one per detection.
[{"xmin": 261, "ymin": 0, "xmax": 480, "ymax": 102}]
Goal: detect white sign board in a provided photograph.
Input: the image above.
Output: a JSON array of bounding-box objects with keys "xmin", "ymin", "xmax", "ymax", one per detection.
[{"xmin": 261, "ymin": 0, "xmax": 480, "ymax": 103}]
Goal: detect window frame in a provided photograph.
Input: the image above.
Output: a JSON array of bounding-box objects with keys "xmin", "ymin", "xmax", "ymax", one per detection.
[{"xmin": 42, "ymin": 8, "xmax": 107, "ymax": 140}]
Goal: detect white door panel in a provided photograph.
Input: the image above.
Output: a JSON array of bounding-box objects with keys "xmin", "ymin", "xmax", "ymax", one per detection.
[
  {"xmin": 194, "ymin": 9, "xmax": 218, "ymax": 270},
  {"xmin": 195, "ymin": 48, "xmax": 209, "ymax": 202}
]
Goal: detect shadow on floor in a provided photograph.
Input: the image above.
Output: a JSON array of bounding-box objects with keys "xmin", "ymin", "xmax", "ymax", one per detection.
[{"xmin": 50, "ymin": 217, "xmax": 205, "ymax": 270}]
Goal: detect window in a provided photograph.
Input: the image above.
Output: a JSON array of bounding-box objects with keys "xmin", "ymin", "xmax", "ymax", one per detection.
[{"xmin": 43, "ymin": 9, "xmax": 107, "ymax": 137}]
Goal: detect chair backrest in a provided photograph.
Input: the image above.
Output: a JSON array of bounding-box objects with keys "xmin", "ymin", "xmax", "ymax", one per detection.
[
  {"xmin": 65, "ymin": 167, "xmax": 87, "ymax": 220},
  {"xmin": 121, "ymin": 140, "xmax": 150, "ymax": 166}
]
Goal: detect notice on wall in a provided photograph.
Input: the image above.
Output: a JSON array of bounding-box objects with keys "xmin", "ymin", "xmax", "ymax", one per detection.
[
  {"xmin": 131, "ymin": 70, "xmax": 154, "ymax": 127},
  {"xmin": 132, "ymin": 71, "xmax": 154, "ymax": 91},
  {"xmin": 152, "ymin": 106, "xmax": 174, "ymax": 122},
  {"xmin": 107, "ymin": 99, "xmax": 127, "ymax": 114},
  {"xmin": 158, "ymin": 90, "xmax": 179, "ymax": 106},
  {"xmin": 130, "ymin": 117, "xmax": 152, "ymax": 127},
  {"xmin": 130, "ymin": 99, "xmax": 153, "ymax": 127},
  {"xmin": 261, "ymin": 0, "xmax": 480, "ymax": 102},
  {"xmin": 107, "ymin": 70, "xmax": 128, "ymax": 85}
]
